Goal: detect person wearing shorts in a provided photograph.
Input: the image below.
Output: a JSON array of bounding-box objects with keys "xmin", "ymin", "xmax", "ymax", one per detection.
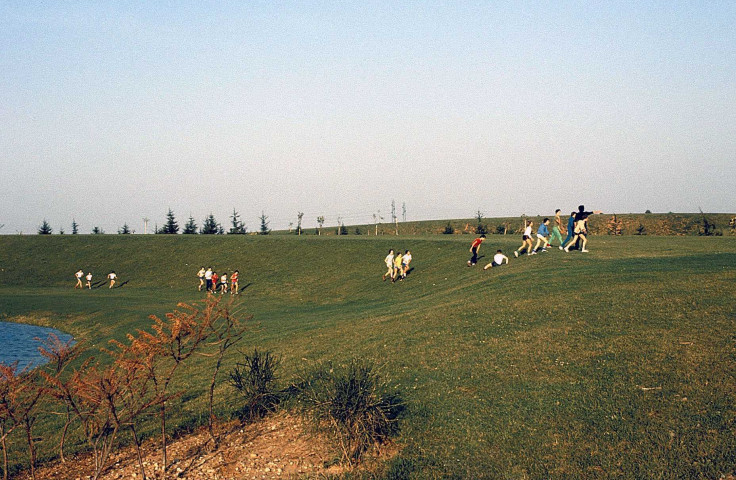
[
  {"xmin": 107, "ymin": 271, "xmax": 117, "ymax": 289},
  {"xmin": 532, "ymin": 218, "xmax": 551, "ymax": 253},
  {"xmin": 75, "ymin": 269, "xmax": 84, "ymax": 289},
  {"xmin": 382, "ymin": 250, "xmax": 395, "ymax": 281},
  {"xmin": 514, "ymin": 221, "xmax": 534, "ymax": 257},
  {"xmin": 197, "ymin": 267, "xmax": 206, "ymax": 291},
  {"xmin": 392, "ymin": 252, "xmax": 403, "ymax": 282},
  {"xmin": 484, "ymin": 250, "xmax": 509, "ymax": 270},
  {"xmin": 231, "ymin": 270, "xmax": 239, "ymax": 295},
  {"xmin": 401, "ymin": 250, "xmax": 412, "ymax": 279},
  {"xmin": 219, "ymin": 273, "xmax": 228, "ymax": 294},
  {"xmin": 468, "ymin": 235, "xmax": 485, "ymax": 266},
  {"xmin": 85, "ymin": 272, "xmax": 93, "ymax": 289},
  {"xmin": 564, "ymin": 205, "xmax": 602, "ymax": 253},
  {"xmin": 211, "ymin": 272, "xmax": 219, "ymax": 293}
]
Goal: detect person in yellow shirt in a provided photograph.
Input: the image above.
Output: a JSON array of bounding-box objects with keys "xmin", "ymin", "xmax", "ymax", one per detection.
[{"xmin": 392, "ymin": 252, "xmax": 403, "ymax": 282}]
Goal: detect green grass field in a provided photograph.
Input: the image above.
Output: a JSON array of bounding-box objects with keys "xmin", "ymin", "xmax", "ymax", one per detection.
[{"xmin": 1, "ymin": 233, "xmax": 735, "ymax": 479}]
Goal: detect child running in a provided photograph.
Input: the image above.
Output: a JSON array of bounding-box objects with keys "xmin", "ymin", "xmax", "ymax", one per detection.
[
  {"xmin": 564, "ymin": 205, "xmax": 603, "ymax": 253},
  {"xmin": 468, "ymin": 235, "xmax": 485, "ymax": 266},
  {"xmin": 211, "ymin": 272, "xmax": 219, "ymax": 293},
  {"xmin": 484, "ymin": 250, "xmax": 509, "ymax": 270},
  {"xmin": 401, "ymin": 250, "xmax": 412, "ymax": 279},
  {"xmin": 514, "ymin": 221, "xmax": 534, "ymax": 257},
  {"xmin": 231, "ymin": 270, "xmax": 239, "ymax": 295},
  {"xmin": 219, "ymin": 273, "xmax": 228, "ymax": 294},
  {"xmin": 85, "ymin": 272, "xmax": 93, "ymax": 289},
  {"xmin": 392, "ymin": 251, "xmax": 403, "ymax": 282},
  {"xmin": 382, "ymin": 249, "xmax": 395, "ymax": 281},
  {"xmin": 197, "ymin": 266, "xmax": 206, "ymax": 291},
  {"xmin": 107, "ymin": 271, "xmax": 117, "ymax": 289},
  {"xmin": 75, "ymin": 269, "xmax": 84, "ymax": 289},
  {"xmin": 549, "ymin": 210, "xmax": 565, "ymax": 248},
  {"xmin": 561, "ymin": 211, "xmax": 576, "ymax": 250},
  {"xmin": 532, "ymin": 218, "xmax": 551, "ymax": 253},
  {"xmin": 205, "ymin": 267, "xmax": 213, "ymax": 292}
]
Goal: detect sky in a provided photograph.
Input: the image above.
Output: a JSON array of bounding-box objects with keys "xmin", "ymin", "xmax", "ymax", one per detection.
[{"xmin": 1, "ymin": 1, "xmax": 734, "ymax": 234}]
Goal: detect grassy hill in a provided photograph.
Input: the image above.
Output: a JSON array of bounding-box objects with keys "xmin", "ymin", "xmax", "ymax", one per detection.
[{"xmin": 1, "ymin": 234, "xmax": 735, "ymax": 478}]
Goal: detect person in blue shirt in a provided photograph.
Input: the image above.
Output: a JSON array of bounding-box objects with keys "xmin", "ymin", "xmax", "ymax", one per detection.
[
  {"xmin": 532, "ymin": 218, "xmax": 551, "ymax": 254},
  {"xmin": 560, "ymin": 212, "xmax": 576, "ymax": 250}
]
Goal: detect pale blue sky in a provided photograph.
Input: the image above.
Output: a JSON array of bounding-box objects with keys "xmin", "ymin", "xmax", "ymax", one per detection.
[{"xmin": 1, "ymin": 1, "xmax": 734, "ymax": 233}]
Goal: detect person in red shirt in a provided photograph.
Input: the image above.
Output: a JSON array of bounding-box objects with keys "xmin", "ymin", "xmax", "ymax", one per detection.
[
  {"xmin": 231, "ymin": 270, "xmax": 239, "ymax": 295},
  {"xmin": 211, "ymin": 272, "xmax": 219, "ymax": 293},
  {"xmin": 467, "ymin": 235, "xmax": 485, "ymax": 266}
]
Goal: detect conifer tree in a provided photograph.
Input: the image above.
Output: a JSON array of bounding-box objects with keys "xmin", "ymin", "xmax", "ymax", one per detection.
[
  {"xmin": 229, "ymin": 209, "xmax": 246, "ymax": 234},
  {"xmin": 259, "ymin": 211, "xmax": 270, "ymax": 235},
  {"xmin": 201, "ymin": 214, "xmax": 219, "ymax": 235},
  {"xmin": 71, "ymin": 219, "xmax": 79, "ymax": 234},
  {"xmin": 118, "ymin": 224, "xmax": 132, "ymax": 234},
  {"xmin": 183, "ymin": 216, "xmax": 198, "ymax": 234},
  {"xmin": 161, "ymin": 209, "xmax": 179, "ymax": 234},
  {"xmin": 38, "ymin": 220, "xmax": 53, "ymax": 235}
]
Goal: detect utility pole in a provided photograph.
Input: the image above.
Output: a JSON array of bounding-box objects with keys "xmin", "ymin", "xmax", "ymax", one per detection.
[{"xmin": 143, "ymin": 217, "xmax": 149, "ymax": 234}]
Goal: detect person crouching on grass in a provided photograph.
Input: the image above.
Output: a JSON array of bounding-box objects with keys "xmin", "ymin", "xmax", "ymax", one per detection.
[
  {"xmin": 514, "ymin": 221, "xmax": 534, "ymax": 257},
  {"xmin": 468, "ymin": 235, "xmax": 485, "ymax": 266},
  {"xmin": 484, "ymin": 250, "xmax": 509, "ymax": 270},
  {"xmin": 532, "ymin": 218, "xmax": 551, "ymax": 254}
]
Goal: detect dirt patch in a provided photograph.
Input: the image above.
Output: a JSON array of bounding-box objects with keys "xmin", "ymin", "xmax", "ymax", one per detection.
[{"xmin": 18, "ymin": 413, "xmax": 354, "ymax": 480}]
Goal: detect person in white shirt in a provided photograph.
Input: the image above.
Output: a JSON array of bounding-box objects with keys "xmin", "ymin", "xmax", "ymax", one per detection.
[
  {"xmin": 484, "ymin": 250, "xmax": 509, "ymax": 270},
  {"xmin": 204, "ymin": 267, "xmax": 213, "ymax": 292},
  {"xmin": 514, "ymin": 221, "xmax": 534, "ymax": 257},
  {"xmin": 382, "ymin": 250, "xmax": 395, "ymax": 281},
  {"xmin": 220, "ymin": 273, "xmax": 228, "ymax": 294},
  {"xmin": 401, "ymin": 250, "xmax": 412, "ymax": 279},
  {"xmin": 85, "ymin": 272, "xmax": 93, "ymax": 289},
  {"xmin": 108, "ymin": 271, "xmax": 117, "ymax": 289},
  {"xmin": 75, "ymin": 269, "xmax": 84, "ymax": 289}
]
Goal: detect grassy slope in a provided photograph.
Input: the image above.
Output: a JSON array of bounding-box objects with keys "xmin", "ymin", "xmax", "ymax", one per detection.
[{"xmin": 1, "ymin": 234, "xmax": 735, "ymax": 479}]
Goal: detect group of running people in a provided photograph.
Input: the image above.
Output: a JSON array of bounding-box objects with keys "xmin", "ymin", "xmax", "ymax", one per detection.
[
  {"xmin": 74, "ymin": 269, "xmax": 118, "ymax": 289},
  {"xmin": 197, "ymin": 267, "xmax": 240, "ymax": 295},
  {"xmin": 468, "ymin": 205, "xmax": 603, "ymax": 269},
  {"xmin": 383, "ymin": 249, "xmax": 413, "ymax": 283}
]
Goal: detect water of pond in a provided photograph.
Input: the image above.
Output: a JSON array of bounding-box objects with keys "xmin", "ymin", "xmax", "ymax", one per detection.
[{"xmin": 0, "ymin": 321, "xmax": 75, "ymax": 370}]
